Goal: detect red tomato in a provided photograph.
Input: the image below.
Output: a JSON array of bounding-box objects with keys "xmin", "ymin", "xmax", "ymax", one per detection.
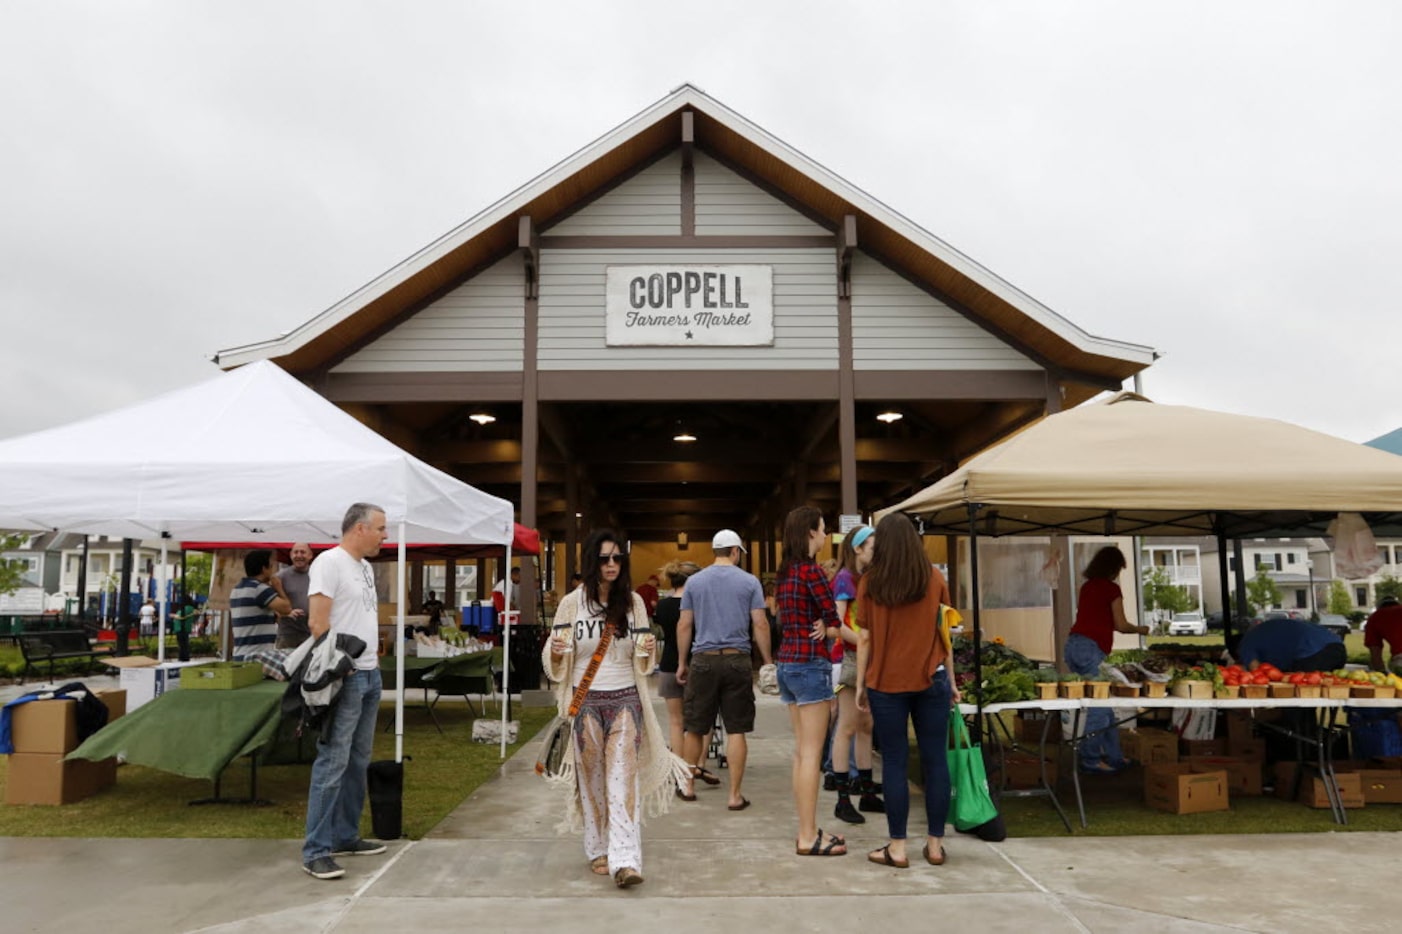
[
  {"xmin": 1266, "ymin": 669, "xmax": 1283, "ymax": 682},
  {"xmin": 1254, "ymin": 672, "xmax": 1271, "ymax": 685},
  {"xmin": 1306, "ymin": 672, "xmax": 1322, "ymax": 686}
]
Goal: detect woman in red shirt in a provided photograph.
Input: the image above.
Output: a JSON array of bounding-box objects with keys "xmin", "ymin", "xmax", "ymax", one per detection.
[
  {"xmin": 776, "ymin": 505, "xmax": 845, "ymax": 857},
  {"xmin": 1066, "ymin": 546, "xmax": 1150, "ymax": 773}
]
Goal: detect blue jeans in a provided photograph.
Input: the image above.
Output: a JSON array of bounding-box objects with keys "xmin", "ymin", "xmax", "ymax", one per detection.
[
  {"xmin": 866, "ymin": 670, "xmax": 952, "ymax": 840},
  {"xmin": 303, "ymin": 668, "xmax": 382, "ymax": 862},
  {"xmin": 1064, "ymin": 634, "xmax": 1124, "ymax": 766},
  {"xmin": 777, "ymin": 658, "xmax": 833, "ymax": 706}
]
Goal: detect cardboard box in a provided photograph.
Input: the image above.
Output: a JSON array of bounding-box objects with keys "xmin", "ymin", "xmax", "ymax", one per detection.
[
  {"xmin": 1298, "ymin": 771, "xmax": 1365, "ymax": 810},
  {"xmin": 8, "ymin": 700, "xmax": 79, "ymax": 755},
  {"xmin": 94, "ymin": 689, "xmax": 126, "ymax": 722},
  {"xmin": 1145, "ymin": 763, "xmax": 1230, "ymax": 815},
  {"xmin": 1001, "ymin": 753, "xmax": 1059, "ymax": 788},
  {"xmin": 1171, "ymin": 680, "xmax": 1214, "ymax": 700},
  {"xmin": 1227, "ymin": 738, "xmax": 1266, "ymax": 762},
  {"xmin": 1015, "ymin": 711, "xmax": 1061, "ymax": 743},
  {"xmin": 119, "ymin": 663, "xmax": 187, "ymax": 710},
  {"xmin": 1187, "ymin": 755, "xmax": 1264, "ymax": 796},
  {"xmin": 1121, "ymin": 728, "xmax": 1179, "ymax": 764},
  {"xmin": 1180, "ymin": 738, "xmax": 1227, "ymax": 758},
  {"xmin": 1224, "ymin": 711, "xmax": 1255, "ymax": 744},
  {"xmin": 4, "ymin": 753, "xmax": 116, "ymax": 806},
  {"xmin": 1357, "ymin": 769, "xmax": 1402, "ymax": 804}
]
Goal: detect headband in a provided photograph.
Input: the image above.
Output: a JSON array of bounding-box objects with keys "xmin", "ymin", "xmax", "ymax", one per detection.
[{"xmin": 850, "ymin": 526, "xmax": 874, "ymax": 549}]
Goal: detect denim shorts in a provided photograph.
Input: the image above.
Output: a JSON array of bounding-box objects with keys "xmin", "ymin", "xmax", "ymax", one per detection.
[{"xmin": 777, "ymin": 658, "xmax": 834, "ymax": 706}]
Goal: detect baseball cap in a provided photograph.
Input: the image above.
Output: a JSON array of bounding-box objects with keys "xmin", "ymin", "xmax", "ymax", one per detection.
[{"xmin": 712, "ymin": 529, "xmax": 747, "ymax": 553}]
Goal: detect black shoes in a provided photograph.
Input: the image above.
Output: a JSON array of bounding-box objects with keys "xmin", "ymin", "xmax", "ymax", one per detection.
[{"xmin": 834, "ymin": 795, "xmax": 865, "ymax": 824}]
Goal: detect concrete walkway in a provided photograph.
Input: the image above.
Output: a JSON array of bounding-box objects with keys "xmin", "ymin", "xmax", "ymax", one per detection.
[{"xmin": 1, "ymin": 682, "xmax": 1398, "ymax": 933}]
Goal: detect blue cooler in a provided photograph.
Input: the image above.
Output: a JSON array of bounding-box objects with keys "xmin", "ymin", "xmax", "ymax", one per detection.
[
  {"xmin": 462, "ymin": 602, "xmax": 498, "ymax": 635},
  {"xmin": 1349, "ymin": 709, "xmax": 1402, "ymax": 759}
]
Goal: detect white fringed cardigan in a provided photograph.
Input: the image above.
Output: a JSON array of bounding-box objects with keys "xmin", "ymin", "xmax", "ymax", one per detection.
[{"xmin": 539, "ymin": 587, "xmax": 689, "ymax": 834}]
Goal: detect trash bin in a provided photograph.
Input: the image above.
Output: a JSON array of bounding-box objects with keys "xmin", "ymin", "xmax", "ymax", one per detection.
[
  {"xmin": 367, "ymin": 759, "xmax": 404, "ymax": 840},
  {"xmin": 509, "ymin": 624, "xmax": 545, "ymax": 691}
]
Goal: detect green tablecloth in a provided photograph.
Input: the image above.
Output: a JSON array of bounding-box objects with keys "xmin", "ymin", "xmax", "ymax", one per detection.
[{"xmin": 67, "ymin": 681, "xmax": 286, "ymax": 782}]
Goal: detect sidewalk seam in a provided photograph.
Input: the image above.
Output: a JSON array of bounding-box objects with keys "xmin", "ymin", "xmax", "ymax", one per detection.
[
  {"xmin": 320, "ymin": 840, "xmax": 418, "ymax": 933},
  {"xmin": 987, "ymin": 843, "xmax": 1092, "ymax": 934}
]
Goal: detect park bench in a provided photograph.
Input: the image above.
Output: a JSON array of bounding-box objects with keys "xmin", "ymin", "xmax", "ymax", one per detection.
[{"xmin": 18, "ymin": 630, "xmax": 114, "ymax": 683}]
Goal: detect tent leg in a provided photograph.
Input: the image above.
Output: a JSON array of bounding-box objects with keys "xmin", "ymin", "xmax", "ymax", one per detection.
[
  {"xmin": 967, "ymin": 504, "xmax": 983, "ymax": 743},
  {"xmin": 500, "ymin": 543, "xmax": 513, "ymax": 759},
  {"xmin": 395, "ymin": 525, "xmax": 406, "ymax": 764}
]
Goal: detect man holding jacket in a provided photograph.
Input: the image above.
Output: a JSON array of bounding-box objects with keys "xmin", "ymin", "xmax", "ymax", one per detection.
[{"xmin": 301, "ymin": 502, "xmax": 389, "ymax": 880}]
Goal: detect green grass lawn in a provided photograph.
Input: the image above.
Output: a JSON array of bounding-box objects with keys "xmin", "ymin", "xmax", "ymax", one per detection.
[{"xmin": 0, "ymin": 702, "xmax": 553, "ymax": 839}]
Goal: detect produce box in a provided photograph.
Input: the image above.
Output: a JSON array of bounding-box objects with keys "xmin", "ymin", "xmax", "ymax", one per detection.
[
  {"xmin": 94, "ymin": 689, "xmax": 127, "ymax": 721},
  {"xmin": 1268, "ymin": 683, "xmax": 1296, "ymax": 699},
  {"xmin": 1145, "ymin": 763, "xmax": 1229, "ymax": 815},
  {"xmin": 179, "ymin": 662, "xmax": 264, "ymax": 690},
  {"xmin": 1084, "ymin": 681, "xmax": 1112, "ymax": 699},
  {"xmin": 1110, "ymin": 684, "xmax": 1141, "ymax": 697},
  {"xmin": 1001, "ymin": 753, "xmax": 1058, "ymax": 788},
  {"xmin": 1180, "ymin": 738, "xmax": 1227, "ymax": 758},
  {"xmin": 1356, "ymin": 763, "xmax": 1402, "ymax": 804},
  {"xmin": 8, "ymin": 700, "xmax": 79, "ymax": 755},
  {"xmin": 1240, "ymin": 684, "xmax": 1269, "ymax": 699},
  {"xmin": 1298, "ymin": 771, "xmax": 1364, "ymax": 810},
  {"xmin": 1322, "ymin": 684, "xmax": 1351, "ymax": 700},
  {"xmin": 1058, "ymin": 682, "xmax": 1086, "ymax": 699},
  {"xmin": 1226, "ymin": 737, "xmax": 1266, "ymax": 762},
  {"xmin": 1224, "ymin": 711, "xmax": 1254, "ymax": 744},
  {"xmin": 1186, "ymin": 755, "xmax": 1265, "ymax": 796},
  {"xmin": 1120, "ymin": 728, "xmax": 1178, "ymax": 764},
  {"xmin": 1171, "ymin": 680, "xmax": 1213, "ymax": 700}
]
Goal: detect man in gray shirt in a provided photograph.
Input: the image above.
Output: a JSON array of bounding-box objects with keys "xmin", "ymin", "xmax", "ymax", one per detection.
[
  {"xmin": 275, "ymin": 542, "xmax": 313, "ymax": 648},
  {"xmin": 676, "ymin": 529, "xmax": 771, "ymax": 809}
]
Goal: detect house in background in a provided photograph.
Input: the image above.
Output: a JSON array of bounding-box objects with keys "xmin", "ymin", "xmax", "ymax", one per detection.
[
  {"xmin": 55, "ymin": 537, "xmax": 180, "ymax": 618},
  {"xmin": 0, "ymin": 531, "xmax": 81, "ymax": 612},
  {"xmin": 1199, "ymin": 537, "xmax": 1327, "ymax": 616},
  {"xmin": 1140, "ymin": 537, "xmax": 1204, "ymax": 619}
]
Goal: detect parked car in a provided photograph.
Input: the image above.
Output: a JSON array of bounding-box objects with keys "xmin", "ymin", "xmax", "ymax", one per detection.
[
  {"xmin": 1205, "ymin": 611, "xmax": 1226, "ymax": 631},
  {"xmin": 1316, "ymin": 613, "xmax": 1351, "ymax": 637},
  {"xmin": 1168, "ymin": 611, "xmax": 1207, "ymax": 636}
]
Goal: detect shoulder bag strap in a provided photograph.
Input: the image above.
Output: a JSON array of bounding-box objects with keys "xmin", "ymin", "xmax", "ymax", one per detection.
[{"xmin": 566, "ymin": 626, "xmax": 614, "ymax": 717}]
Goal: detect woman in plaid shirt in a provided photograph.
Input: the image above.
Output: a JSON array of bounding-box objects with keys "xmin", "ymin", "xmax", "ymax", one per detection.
[{"xmin": 775, "ymin": 505, "xmax": 845, "ymax": 856}]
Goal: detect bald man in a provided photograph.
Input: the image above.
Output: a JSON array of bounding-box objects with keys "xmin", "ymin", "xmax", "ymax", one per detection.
[{"xmin": 275, "ymin": 542, "xmax": 314, "ymax": 648}]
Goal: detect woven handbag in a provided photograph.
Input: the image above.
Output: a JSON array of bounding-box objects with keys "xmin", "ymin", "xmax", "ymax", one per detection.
[{"xmin": 535, "ymin": 626, "xmax": 613, "ymax": 778}]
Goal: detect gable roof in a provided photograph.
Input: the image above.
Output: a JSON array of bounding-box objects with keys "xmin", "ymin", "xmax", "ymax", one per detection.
[{"xmin": 215, "ymin": 84, "xmax": 1155, "ymax": 386}]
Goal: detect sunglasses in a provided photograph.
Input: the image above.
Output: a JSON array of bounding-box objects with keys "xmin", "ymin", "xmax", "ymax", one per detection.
[{"xmin": 597, "ymin": 553, "xmax": 626, "ymax": 565}]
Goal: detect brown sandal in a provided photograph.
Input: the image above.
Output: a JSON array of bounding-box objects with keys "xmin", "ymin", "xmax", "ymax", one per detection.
[
  {"xmin": 867, "ymin": 844, "xmax": 909, "ymax": 868},
  {"xmin": 614, "ymin": 867, "xmax": 644, "ymax": 888},
  {"xmin": 589, "ymin": 855, "xmax": 609, "ymax": 875},
  {"xmin": 921, "ymin": 842, "xmax": 946, "ymax": 866}
]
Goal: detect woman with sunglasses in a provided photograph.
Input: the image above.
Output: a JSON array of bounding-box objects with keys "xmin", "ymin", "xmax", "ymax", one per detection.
[{"xmin": 543, "ymin": 529, "xmax": 687, "ymax": 888}]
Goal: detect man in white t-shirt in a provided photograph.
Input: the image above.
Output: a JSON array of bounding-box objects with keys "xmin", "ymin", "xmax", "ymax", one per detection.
[{"xmin": 301, "ymin": 502, "xmax": 389, "ymax": 880}]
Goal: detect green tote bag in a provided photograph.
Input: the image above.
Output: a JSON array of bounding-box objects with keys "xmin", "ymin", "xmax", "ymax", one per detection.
[{"xmin": 947, "ymin": 709, "xmax": 1000, "ymax": 831}]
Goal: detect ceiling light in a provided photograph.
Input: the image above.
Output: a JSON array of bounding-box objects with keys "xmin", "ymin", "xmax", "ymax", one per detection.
[
  {"xmin": 876, "ymin": 411, "xmax": 903, "ymax": 424},
  {"xmin": 673, "ymin": 430, "xmax": 697, "ymax": 442},
  {"xmin": 468, "ymin": 412, "xmax": 496, "ymax": 426}
]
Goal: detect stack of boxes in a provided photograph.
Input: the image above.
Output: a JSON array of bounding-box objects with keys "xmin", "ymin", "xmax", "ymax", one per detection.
[{"xmin": 5, "ymin": 690, "xmax": 125, "ymax": 805}]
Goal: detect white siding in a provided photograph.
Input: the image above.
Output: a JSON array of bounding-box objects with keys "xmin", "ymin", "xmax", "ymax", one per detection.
[
  {"xmin": 538, "ymin": 248, "xmax": 837, "ymax": 369},
  {"xmin": 693, "ymin": 152, "xmax": 830, "ymax": 236},
  {"xmin": 546, "ymin": 151, "xmax": 682, "ymax": 236},
  {"xmin": 850, "ymin": 252, "xmax": 1038, "ymax": 371},
  {"xmin": 331, "ymin": 255, "xmax": 525, "ymax": 373}
]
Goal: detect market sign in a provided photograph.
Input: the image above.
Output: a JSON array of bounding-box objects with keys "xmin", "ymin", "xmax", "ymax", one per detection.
[{"xmin": 604, "ymin": 265, "xmax": 773, "ymax": 346}]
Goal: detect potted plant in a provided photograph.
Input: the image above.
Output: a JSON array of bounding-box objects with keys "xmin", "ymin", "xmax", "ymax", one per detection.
[
  {"xmin": 1033, "ymin": 668, "xmax": 1059, "ymax": 700},
  {"xmin": 1058, "ymin": 672, "xmax": 1086, "ymax": 699}
]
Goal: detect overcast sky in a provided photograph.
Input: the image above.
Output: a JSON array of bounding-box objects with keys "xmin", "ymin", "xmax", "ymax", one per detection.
[{"xmin": 2, "ymin": 2, "xmax": 1398, "ymax": 445}]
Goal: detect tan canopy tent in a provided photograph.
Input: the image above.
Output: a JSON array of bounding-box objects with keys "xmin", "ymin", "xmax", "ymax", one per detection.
[
  {"xmin": 877, "ymin": 392, "xmax": 1402, "ymax": 539},
  {"xmin": 875, "ymin": 392, "xmax": 1402, "ymax": 712}
]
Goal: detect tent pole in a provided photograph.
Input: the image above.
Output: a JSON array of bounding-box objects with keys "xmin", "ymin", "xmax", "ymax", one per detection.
[
  {"xmin": 500, "ymin": 541, "xmax": 513, "ymax": 759},
  {"xmin": 1216, "ymin": 531, "xmax": 1234, "ymax": 649},
  {"xmin": 395, "ymin": 523, "xmax": 406, "ymax": 764},
  {"xmin": 967, "ymin": 503, "xmax": 984, "ymax": 741},
  {"xmin": 157, "ymin": 536, "xmax": 169, "ymax": 663}
]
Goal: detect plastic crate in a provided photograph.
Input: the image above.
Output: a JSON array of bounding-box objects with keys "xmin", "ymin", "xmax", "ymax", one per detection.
[
  {"xmin": 1350, "ymin": 716, "xmax": 1402, "ymax": 760},
  {"xmin": 179, "ymin": 662, "xmax": 264, "ymax": 690}
]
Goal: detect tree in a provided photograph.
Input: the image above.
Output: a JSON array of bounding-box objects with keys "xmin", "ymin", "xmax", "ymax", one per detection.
[
  {"xmin": 0, "ymin": 533, "xmax": 30, "ymax": 596},
  {"xmin": 183, "ymin": 553, "xmax": 212, "ymax": 600},
  {"xmin": 1142, "ymin": 566, "xmax": 1193, "ymax": 622},
  {"xmin": 1245, "ymin": 564, "xmax": 1282, "ymax": 614},
  {"xmin": 1375, "ymin": 573, "xmax": 1402, "ymax": 605},
  {"xmin": 1326, "ymin": 579, "xmax": 1353, "ymax": 616}
]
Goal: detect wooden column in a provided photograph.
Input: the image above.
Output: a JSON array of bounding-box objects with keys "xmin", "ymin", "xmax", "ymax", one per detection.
[
  {"xmin": 564, "ymin": 465, "xmax": 579, "ymax": 587},
  {"xmin": 519, "ymin": 217, "xmax": 541, "ymax": 623},
  {"xmin": 836, "ymin": 215, "xmax": 858, "ymax": 515},
  {"xmin": 445, "ymin": 559, "xmax": 457, "ymax": 614},
  {"xmin": 475, "ymin": 559, "xmax": 486, "ymax": 600},
  {"xmin": 408, "ymin": 559, "xmax": 424, "ymax": 614}
]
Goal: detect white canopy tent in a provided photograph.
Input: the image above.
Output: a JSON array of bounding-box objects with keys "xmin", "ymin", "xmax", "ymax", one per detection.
[{"xmin": 0, "ymin": 360, "xmax": 517, "ymax": 759}]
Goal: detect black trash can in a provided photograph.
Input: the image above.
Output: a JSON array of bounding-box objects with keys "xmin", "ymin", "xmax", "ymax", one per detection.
[
  {"xmin": 509, "ymin": 624, "xmax": 545, "ymax": 691},
  {"xmin": 366, "ymin": 759, "xmax": 404, "ymax": 840}
]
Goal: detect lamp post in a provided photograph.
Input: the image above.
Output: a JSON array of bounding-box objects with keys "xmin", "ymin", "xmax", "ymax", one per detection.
[{"xmin": 1307, "ymin": 558, "xmax": 1316, "ymax": 620}]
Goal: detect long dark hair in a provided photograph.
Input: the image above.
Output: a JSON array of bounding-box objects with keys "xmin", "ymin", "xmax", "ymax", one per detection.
[
  {"xmin": 581, "ymin": 528, "xmax": 633, "ymax": 637},
  {"xmin": 778, "ymin": 505, "xmax": 824, "ymax": 579},
  {"xmin": 1083, "ymin": 546, "xmax": 1127, "ymax": 581},
  {"xmin": 864, "ymin": 513, "xmax": 931, "ymax": 607}
]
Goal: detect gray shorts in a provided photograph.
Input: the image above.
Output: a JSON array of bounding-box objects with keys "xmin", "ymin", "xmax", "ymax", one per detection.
[{"xmin": 656, "ymin": 671, "xmax": 684, "ymax": 700}]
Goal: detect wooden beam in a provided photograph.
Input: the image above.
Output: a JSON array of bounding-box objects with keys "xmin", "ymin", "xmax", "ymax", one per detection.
[
  {"xmin": 518, "ymin": 216, "xmax": 540, "ymax": 300},
  {"xmin": 836, "ymin": 214, "xmax": 857, "ymax": 299}
]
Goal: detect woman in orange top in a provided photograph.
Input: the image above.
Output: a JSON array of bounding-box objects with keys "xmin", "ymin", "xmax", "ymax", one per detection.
[{"xmin": 855, "ymin": 513, "xmax": 959, "ymax": 869}]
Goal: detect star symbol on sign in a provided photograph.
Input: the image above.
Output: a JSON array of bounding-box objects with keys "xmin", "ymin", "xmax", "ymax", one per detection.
[{"xmin": 685, "ymin": 330, "xmax": 694, "ymax": 339}]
